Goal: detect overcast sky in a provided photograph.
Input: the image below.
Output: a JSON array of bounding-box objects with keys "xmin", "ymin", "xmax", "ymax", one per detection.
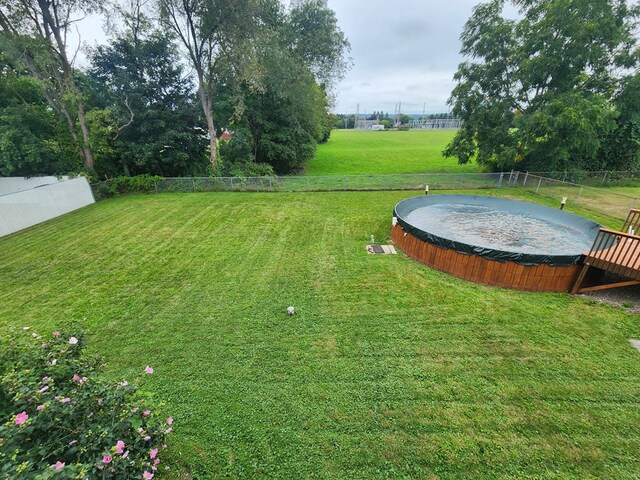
[
  {"xmin": 325, "ymin": 0, "xmax": 486, "ymax": 114},
  {"xmin": 76, "ymin": 1, "xmax": 491, "ymax": 115}
]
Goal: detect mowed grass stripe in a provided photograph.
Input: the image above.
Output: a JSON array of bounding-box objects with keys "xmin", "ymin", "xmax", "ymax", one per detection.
[{"xmin": 1, "ymin": 191, "xmax": 640, "ymax": 479}]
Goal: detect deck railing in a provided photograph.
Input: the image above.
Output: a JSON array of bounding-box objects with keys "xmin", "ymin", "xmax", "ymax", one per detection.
[
  {"xmin": 585, "ymin": 228, "xmax": 640, "ymax": 280},
  {"xmin": 622, "ymin": 209, "xmax": 640, "ymax": 235}
]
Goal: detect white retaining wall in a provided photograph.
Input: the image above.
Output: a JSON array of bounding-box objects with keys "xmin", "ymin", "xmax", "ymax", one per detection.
[
  {"xmin": 0, "ymin": 177, "xmax": 95, "ymax": 238},
  {"xmin": 0, "ymin": 176, "xmax": 70, "ymax": 196}
]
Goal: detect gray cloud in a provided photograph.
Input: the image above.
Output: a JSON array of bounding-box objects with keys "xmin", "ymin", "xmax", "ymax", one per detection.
[{"xmin": 326, "ymin": 0, "xmax": 486, "ymax": 113}]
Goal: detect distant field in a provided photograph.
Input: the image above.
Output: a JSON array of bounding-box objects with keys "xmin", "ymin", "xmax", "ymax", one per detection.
[{"xmin": 307, "ymin": 129, "xmax": 480, "ymax": 175}]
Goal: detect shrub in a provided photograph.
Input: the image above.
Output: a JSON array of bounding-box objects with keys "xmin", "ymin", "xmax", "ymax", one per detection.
[
  {"xmin": 226, "ymin": 162, "xmax": 275, "ymax": 178},
  {"xmin": 95, "ymin": 175, "xmax": 164, "ymax": 199},
  {"xmin": 0, "ymin": 325, "xmax": 172, "ymax": 479}
]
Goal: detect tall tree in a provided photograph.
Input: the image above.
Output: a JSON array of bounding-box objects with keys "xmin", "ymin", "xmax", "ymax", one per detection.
[
  {"xmin": 286, "ymin": 0, "xmax": 350, "ymax": 89},
  {"xmin": 158, "ymin": 0, "xmax": 274, "ymax": 170},
  {"xmin": 444, "ymin": 0, "xmax": 640, "ymax": 172},
  {"xmin": 0, "ymin": 66, "xmax": 77, "ymax": 176},
  {"xmin": 213, "ymin": 0, "xmax": 349, "ymax": 174},
  {"xmin": 0, "ymin": 0, "xmax": 100, "ymax": 171},
  {"xmin": 88, "ymin": 1, "xmax": 208, "ymax": 177}
]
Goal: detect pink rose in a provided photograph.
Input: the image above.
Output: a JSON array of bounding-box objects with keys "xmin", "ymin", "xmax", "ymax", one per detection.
[
  {"xmin": 145, "ymin": 366, "xmax": 154, "ymax": 375},
  {"xmin": 122, "ymin": 450, "xmax": 129, "ymax": 459},
  {"xmin": 61, "ymin": 397, "xmax": 71, "ymax": 403},
  {"xmin": 142, "ymin": 471, "xmax": 154, "ymax": 480},
  {"xmin": 68, "ymin": 337, "xmax": 78, "ymax": 345},
  {"xmin": 102, "ymin": 455, "xmax": 112, "ymax": 464},
  {"xmin": 52, "ymin": 331, "xmax": 61, "ymax": 338},
  {"xmin": 51, "ymin": 461, "xmax": 65, "ymax": 470},
  {"xmin": 72, "ymin": 374, "xmax": 81, "ymax": 382},
  {"xmin": 39, "ymin": 386, "xmax": 49, "ymax": 393},
  {"xmin": 143, "ymin": 410, "xmax": 151, "ymax": 416},
  {"xmin": 115, "ymin": 440, "xmax": 125, "ymax": 454},
  {"xmin": 14, "ymin": 411, "xmax": 28, "ymax": 425},
  {"xmin": 37, "ymin": 405, "xmax": 45, "ymax": 411},
  {"xmin": 149, "ymin": 448, "xmax": 158, "ymax": 459},
  {"xmin": 167, "ymin": 417, "xmax": 173, "ymax": 425}
]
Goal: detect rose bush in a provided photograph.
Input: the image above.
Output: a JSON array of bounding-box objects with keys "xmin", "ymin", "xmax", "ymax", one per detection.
[{"xmin": 0, "ymin": 325, "xmax": 172, "ymax": 479}]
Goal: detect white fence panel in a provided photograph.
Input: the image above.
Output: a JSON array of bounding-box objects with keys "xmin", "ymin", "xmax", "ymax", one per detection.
[{"xmin": 0, "ymin": 177, "xmax": 95, "ymax": 237}]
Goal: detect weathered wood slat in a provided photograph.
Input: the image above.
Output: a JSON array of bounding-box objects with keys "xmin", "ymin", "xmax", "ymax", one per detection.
[{"xmin": 391, "ymin": 225, "xmax": 580, "ymax": 292}]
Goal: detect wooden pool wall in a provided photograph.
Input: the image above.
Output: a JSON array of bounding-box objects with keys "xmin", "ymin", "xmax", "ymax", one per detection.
[{"xmin": 392, "ymin": 224, "xmax": 581, "ymax": 292}]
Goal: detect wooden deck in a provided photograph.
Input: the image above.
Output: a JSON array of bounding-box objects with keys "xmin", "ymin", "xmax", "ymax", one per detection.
[{"xmin": 571, "ymin": 209, "xmax": 640, "ymax": 293}]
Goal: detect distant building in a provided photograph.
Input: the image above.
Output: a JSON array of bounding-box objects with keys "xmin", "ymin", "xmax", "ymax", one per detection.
[
  {"xmin": 372, "ymin": 124, "xmax": 385, "ymax": 131},
  {"xmin": 355, "ymin": 120, "xmax": 381, "ymax": 130},
  {"xmin": 408, "ymin": 118, "xmax": 461, "ymax": 130}
]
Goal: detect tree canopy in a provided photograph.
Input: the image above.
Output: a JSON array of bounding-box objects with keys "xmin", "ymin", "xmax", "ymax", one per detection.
[
  {"xmin": 444, "ymin": 0, "xmax": 640, "ymax": 172},
  {"xmin": 0, "ymin": 0, "xmax": 349, "ymax": 178}
]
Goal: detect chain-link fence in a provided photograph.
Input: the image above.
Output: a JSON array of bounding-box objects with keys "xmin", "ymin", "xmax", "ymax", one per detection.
[
  {"xmin": 527, "ymin": 170, "xmax": 640, "ymax": 187},
  {"xmin": 511, "ymin": 172, "xmax": 639, "ymax": 221},
  {"xmin": 92, "ymin": 171, "xmax": 640, "ymax": 223},
  {"xmin": 93, "ymin": 173, "xmax": 508, "ymax": 199}
]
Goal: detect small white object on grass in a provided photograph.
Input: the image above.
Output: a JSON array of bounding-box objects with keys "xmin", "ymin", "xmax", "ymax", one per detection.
[{"xmin": 287, "ymin": 306, "xmax": 295, "ymax": 316}]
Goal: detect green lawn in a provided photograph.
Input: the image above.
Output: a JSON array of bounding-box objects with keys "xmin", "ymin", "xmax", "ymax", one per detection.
[
  {"xmin": 307, "ymin": 130, "xmax": 480, "ymax": 175},
  {"xmin": 2, "ymin": 191, "xmax": 640, "ymax": 479}
]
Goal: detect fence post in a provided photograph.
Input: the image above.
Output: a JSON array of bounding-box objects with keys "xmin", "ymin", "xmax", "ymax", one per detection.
[
  {"xmin": 498, "ymin": 172, "xmax": 504, "ymax": 188},
  {"xmin": 459, "ymin": 174, "xmax": 464, "ymax": 188},
  {"xmin": 601, "ymin": 171, "xmax": 608, "ymax": 185},
  {"xmin": 508, "ymin": 170, "xmax": 513, "ymax": 185},
  {"xmin": 577, "ymin": 186, "xmax": 583, "ymax": 201},
  {"xmin": 535, "ymin": 178, "xmax": 542, "ymax": 194},
  {"xmin": 522, "ymin": 172, "xmax": 528, "ymax": 187}
]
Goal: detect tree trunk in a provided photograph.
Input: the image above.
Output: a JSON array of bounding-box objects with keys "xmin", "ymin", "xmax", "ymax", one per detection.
[
  {"xmin": 197, "ymin": 74, "xmax": 218, "ymax": 168},
  {"xmin": 76, "ymin": 100, "xmax": 94, "ymax": 170},
  {"xmin": 38, "ymin": 0, "xmax": 94, "ymax": 170}
]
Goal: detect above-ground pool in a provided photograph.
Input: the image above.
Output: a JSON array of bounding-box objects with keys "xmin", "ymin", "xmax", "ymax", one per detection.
[{"xmin": 391, "ymin": 195, "xmax": 601, "ymax": 292}]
